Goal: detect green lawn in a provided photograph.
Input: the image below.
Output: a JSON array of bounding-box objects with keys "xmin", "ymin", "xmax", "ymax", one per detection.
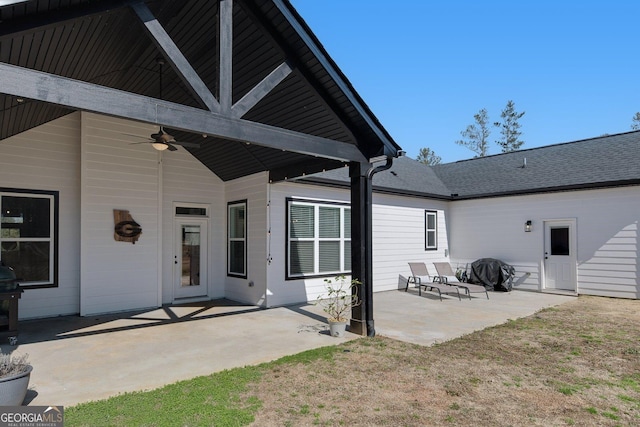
[{"xmin": 65, "ymin": 346, "xmax": 342, "ymax": 427}]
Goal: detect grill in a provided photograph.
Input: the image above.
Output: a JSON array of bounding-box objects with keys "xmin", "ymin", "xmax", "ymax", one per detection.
[{"xmin": 0, "ymin": 266, "xmax": 19, "ymax": 292}]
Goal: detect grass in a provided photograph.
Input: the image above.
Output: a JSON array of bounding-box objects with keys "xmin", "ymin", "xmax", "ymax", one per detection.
[
  {"xmin": 66, "ymin": 367, "xmax": 263, "ymax": 426},
  {"xmin": 66, "ymin": 296, "xmax": 640, "ymax": 426}
]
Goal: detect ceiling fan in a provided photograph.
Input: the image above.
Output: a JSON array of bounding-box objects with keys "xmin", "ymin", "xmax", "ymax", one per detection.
[
  {"xmin": 127, "ymin": 58, "xmax": 200, "ymax": 152},
  {"xmin": 129, "ymin": 127, "xmax": 200, "ymax": 152}
]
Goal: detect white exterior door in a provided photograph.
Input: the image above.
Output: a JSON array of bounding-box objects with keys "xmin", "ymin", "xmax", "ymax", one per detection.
[
  {"xmin": 174, "ymin": 219, "xmax": 208, "ymax": 299},
  {"xmin": 544, "ymin": 220, "xmax": 577, "ymax": 291}
]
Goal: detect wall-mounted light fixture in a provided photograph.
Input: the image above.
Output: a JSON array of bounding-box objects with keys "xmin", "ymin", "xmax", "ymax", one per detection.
[{"xmin": 525, "ymin": 220, "xmax": 532, "ymax": 232}]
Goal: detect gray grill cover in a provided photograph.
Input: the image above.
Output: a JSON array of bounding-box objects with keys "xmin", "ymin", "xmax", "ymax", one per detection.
[{"xmin": 469, "ymin": 258, "xmax": 515, "ymax": 291}]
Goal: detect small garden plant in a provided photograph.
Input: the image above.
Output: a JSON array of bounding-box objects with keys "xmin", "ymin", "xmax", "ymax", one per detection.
[
  {"xmin": 0, "ymin": 352, "xmax": 30, "ymax": 378},
  {"xmin": 316, "ymin": 275, "xmax": 361, "ymax": 322}
]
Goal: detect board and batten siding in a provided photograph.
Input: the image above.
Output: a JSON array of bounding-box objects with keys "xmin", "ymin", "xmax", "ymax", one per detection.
[
  {"xmin": 267, "ymin": 182, "xmax": 351, "ymax": 307},
  {"xmin": 161, "ymin": 146, "xmax": 226, "ymax": 303},
  {"xmin": 224, "ymin": 172, "xmax": 269, "ymax": 305},
  {"xmin": 372, "ymin": 193, "xmax": 450, "ymax": 292},
  {"xmin": 267, "ymin": 181, "xmax": 451, "ymax": 306},
  {"xmin": 80, "ymin": 113, "xmax": 161, "ymax": 315},
  {"xmin": 448, "ymin": 186, "xmax": 640, "ymax": 299},
  {"xmin": 0, "ymin": 113, "xmax": 81, "ymax": 319}
]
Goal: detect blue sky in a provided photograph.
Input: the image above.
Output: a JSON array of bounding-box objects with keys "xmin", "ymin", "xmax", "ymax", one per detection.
[{"xmin": 289, "ymin": 0, "xmax": 640, "ymax": 163}]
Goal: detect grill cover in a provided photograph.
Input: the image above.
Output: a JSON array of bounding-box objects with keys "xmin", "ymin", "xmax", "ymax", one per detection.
[{"xmin": 469, "ymin": 258, "xmax": 515, "ymax": 291}]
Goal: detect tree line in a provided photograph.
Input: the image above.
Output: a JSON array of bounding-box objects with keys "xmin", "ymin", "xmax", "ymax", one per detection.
[{"xmin": 416, "ymin": 105, "xmax": 640, "ymax": 166}]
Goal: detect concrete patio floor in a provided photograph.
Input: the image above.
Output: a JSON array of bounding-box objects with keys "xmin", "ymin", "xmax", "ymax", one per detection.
[{"xmin": 1, "ymin": 289, "xmax": 575, "ymax": 408}]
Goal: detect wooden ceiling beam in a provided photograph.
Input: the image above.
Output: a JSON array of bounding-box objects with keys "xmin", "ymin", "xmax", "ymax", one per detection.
[
  {"xmin": 129, "ymin": 1, "xmax": 220, "ymax": 113},
  {"xmin": 231, "ymin": 60, "xmax": 293, "ymax": 119},
  {"xmin": 0, "ymin": 62, "xmax": 367, "ymax": 163}
]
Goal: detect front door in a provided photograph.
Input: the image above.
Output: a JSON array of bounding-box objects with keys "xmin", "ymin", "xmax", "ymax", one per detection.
[
  {"xmin": 544, "ymin": 220, "xmax": 577, "ymax": 291},
  {"xmin": 174, "ymin": 219, "xmax": 208, "ymax": 299}
]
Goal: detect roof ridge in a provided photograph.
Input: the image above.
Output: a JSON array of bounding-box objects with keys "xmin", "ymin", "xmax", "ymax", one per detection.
[{"xmin": 440, "ymin": 129, "xmax": 640, "ymax": 166}]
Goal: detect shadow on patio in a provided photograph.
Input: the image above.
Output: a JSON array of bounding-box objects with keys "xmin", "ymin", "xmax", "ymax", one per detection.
[
  {"xmin": 0, "ymin": 290, "xmax": 575, "ymax": 408},
  {"xmin": 3, "ymin": 299, "xmax": 263, "ymax": 346}
]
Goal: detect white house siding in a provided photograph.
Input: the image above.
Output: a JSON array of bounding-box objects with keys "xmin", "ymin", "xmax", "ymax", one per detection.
[
  {"xmin": 224, "ymin": 172, "xmax": 269, "ymax": 305},
  {"xmin": 266, "ymin": 181, "xmax": 451, "ymax": 307},
  {"xmin": 161, "ymin": 147, "xmax": 226, "ymax": 304},
  {"xmin": 0, "ymin": 113, "xmax": 81, "ymax": 319},
  {"xmin": 80, "ymin": 113, "xmax": 162, "ymax": 315},
  {"xmin": 372, "ymin": 193, "xmax": 450, "ymax": 291},
  {"xmin": 267, "ymin": 182, "xmax": 350, "ymax": 307},
  {"xmin": 448, "ymin": 186, "xmax": 640, "ymax": 299}
]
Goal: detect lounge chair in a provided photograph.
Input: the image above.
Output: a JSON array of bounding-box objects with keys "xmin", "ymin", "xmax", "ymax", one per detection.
[
  {"xmin": 405, "ymin": 262, "xmax": 461, "ymax": 301},
  {"xmin": 433, "ymin": 262, "xmax": 489, "ymax": 299}
]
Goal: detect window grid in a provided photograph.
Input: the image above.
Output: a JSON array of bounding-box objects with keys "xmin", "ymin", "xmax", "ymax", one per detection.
[
  {"xmin": 425, "ymin": 210, "xmax": 438, "ymax": 250},
  {"xmin": 288, "ymin": 200, "xmax": 351, "ymax": 278},
  {"xmin": 0, "ymin": 191, "xmax": 56, "ymax": 286},
  {"xmin": 227, "ymin": 201, "xmax": 247, "ymax": 278}
]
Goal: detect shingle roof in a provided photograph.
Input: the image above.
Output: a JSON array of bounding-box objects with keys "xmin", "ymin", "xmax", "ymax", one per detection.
[
  {"xmin": 303, "ymin": 130, "xmax": 640, "ymax": 200},
  {"xmin": 432, "ymin": 131, "xmax": 640, "ymax": 199},
  {"xmin": 299, "ymin": 155, "xmax": 452, "ymax": 198}
]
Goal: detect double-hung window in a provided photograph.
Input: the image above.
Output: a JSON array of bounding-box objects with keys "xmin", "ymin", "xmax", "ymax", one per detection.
[
  {"xmin": 0, "ymin": 189, "xmax": 57, "ymax": 287},
  {"xmin": 227, "ymin": 200, "xmax": 247, "ymax": 278},
  {"xmin": 287, "ymin": 199, "xmax": 351, "ymax": 278},
  {"xmin": 425, "ymin": 210, "xmax": 437, "ymax": 250}
]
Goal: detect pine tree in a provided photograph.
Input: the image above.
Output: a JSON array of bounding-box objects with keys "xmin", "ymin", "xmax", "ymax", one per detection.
[
  {"xmin": 631, "ymin": 112, "xmax": 640, "ymax": 130},
  {"xmin": 455, "ymin": 108, "xmax": 491, "ymax": 157},
  {"xmin": 494, "ymin": 100, "xmax": 525, "ymax": 153},
  {"xmin": 416, "ymin": 147, "xmax": 442, "ymax": 165}
]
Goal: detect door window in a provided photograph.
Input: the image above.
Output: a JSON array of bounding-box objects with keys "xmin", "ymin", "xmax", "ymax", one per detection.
[
  {"xmin": 181, "ymin": 225, "xmax": 201, "ymax": 287},
  {"xmin": 550, "ymin": 227, "xmax": 570, "ymax": 256}
]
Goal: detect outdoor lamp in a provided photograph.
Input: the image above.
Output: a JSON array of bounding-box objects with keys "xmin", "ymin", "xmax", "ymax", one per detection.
[
  {"xmin": 525, "ymin": 220, "xmax": 532, "ymax": 232},
  {"xmin": 152, "ymin": 142, "xmax": 169, "ymax": 151}
]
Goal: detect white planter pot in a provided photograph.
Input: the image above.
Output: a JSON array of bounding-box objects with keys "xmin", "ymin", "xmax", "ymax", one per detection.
[
  {"xmin": 0, "ymin": 365, "xmax": 32, "ymax": 406},
  {"xmin": 328, "ymin": 321, "xmax": 348, "ymax": 337}
]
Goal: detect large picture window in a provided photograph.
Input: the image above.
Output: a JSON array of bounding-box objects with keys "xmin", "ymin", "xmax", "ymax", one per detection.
[
  {"xmin": 425, "ymin": 210, "xmax": 437, "ymax": 250},
  {"xmin": 227, "ymin": 200, "xmax": 247, "ymax": 278},
  {"xmin": 287, "ymin": 199, "xmax": 351, "ymax": 278},
  {"xmin": 0, "ymin": 190, "xmax": 57, "ymax": 287}
]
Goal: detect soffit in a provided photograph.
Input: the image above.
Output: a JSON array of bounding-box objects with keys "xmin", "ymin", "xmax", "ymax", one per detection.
[{"xmin": 0, "ymin": 0, "xmax": 399, "ymax": 181}]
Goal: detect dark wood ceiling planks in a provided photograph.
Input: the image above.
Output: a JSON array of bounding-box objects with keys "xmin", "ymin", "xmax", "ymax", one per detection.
[{"xmin": 0, "ymin": 0, "xmax": 399, "ymax": 181}]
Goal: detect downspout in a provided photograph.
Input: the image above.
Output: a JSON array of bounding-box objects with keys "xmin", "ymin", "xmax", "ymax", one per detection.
[{"xmin": 363, "ymin": 156, "xmax": 394, "ymax": 337}]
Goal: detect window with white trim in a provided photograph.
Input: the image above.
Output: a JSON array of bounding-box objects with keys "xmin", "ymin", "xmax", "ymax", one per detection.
[
  {"xmin": 0, "ymin": 190, "xmax": 57, "ymax": 287},
  {"xmin": 227, "ymin": 200, "xmax": 246, "ymax": 277},
  {"xmin": 425, "ymin": 210, "xmax": 437, "ymax": 250},
  {"xmin": 287, "ymin": 199, "xmax": 351, "ymax": 278}
]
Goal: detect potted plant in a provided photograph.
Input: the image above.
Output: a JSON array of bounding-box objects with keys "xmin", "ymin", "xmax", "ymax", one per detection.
[
  {"xmin": 0, "ymin": 351, "xmax": 32, "ymax": 405},
  {"xmin": 316, "ymin": 275, "xmax": 361, "ymax": 337}
]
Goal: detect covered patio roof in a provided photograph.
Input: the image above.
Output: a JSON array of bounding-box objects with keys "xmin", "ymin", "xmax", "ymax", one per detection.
[{"xmin": 0, "ymin": 0, "xmax": 401, "ymax": 181}]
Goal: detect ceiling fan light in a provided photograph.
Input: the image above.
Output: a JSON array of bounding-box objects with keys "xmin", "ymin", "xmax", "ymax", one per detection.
[{"xmin": 152, "ymin": 142, "xmax": 169, "ymax": 151}]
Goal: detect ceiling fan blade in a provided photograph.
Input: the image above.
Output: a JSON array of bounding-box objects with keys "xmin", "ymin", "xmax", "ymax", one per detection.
[
  {"xmin": 166, "ymin": 143, "xmax": 178, "ymax": 152},
  {"xmin": 174, "ymin": 141, "xmax": 200, "ymax": 149},
  {"xmin": 123, "ymin": 133, "xmax": 154, "ymax": 141}
]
